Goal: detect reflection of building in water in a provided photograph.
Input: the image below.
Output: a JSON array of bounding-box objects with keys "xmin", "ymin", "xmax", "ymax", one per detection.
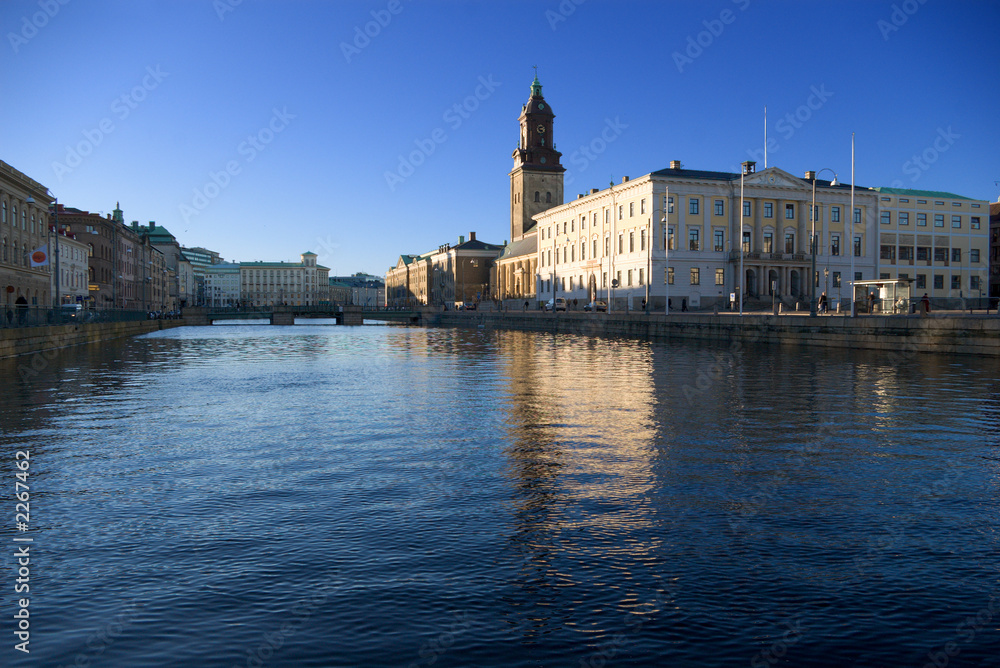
[{"xmin": 495, "ymin": 331, "xmax": 663, "ymax": 635}]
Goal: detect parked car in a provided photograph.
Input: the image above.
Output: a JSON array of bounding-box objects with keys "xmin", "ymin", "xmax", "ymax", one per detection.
[
  {"xmin": 544, "ymin": 297, "xmax": 568, "ymax": 312},
  {"xmin": 60, "ymin": 303, "xmax": 82, "ymax": 319},
  {"xmin": 584, "ymin": 300, "xmax": 607, "ymax": 312}
]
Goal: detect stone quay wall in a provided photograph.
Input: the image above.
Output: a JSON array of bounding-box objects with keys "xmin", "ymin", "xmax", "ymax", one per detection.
[
  {"xmin": 0, "ymin": 319, "xmax": 186, "ymax": 360},
  {"xmin": 417, "ymin": 310, "xmax": 1000, "ymax": 357}
]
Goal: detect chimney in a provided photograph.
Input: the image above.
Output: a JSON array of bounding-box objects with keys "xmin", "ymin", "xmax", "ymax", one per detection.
[
  {"xmin": 669, "ymin": 160, "xmax": 682, "ymax": 169},
  {"xmin": 590, "ymin": 188, "xmax": 599, "ymax": 194},
  {"xmin": 458, "ymin": 235, "xmax": 465, "ymax": 244},
  {"xmin": 150, "ymin": 221, "xmax": 156, "ymax": 229},
  {"xmin": 805, "ymin": 170, "xmax": 816, "ymax": 180},
  {"xmin": 622, "ymin": 176, "xmax": 629, "ymax": 183},
  {"xmin": 578, "ymin": 194, "xmax": 585, "ymax": 199},
  {"xmin": 469, "ymin": 231, "xmax": 476, "ymax": 241}
]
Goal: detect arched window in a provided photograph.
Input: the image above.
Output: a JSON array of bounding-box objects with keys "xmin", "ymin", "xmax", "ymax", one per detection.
[
  {"xmin": 12, "ymin": 205, "xmax": 17, "ymax": 229},
  {"xmin": 534, "ymin": 191, "xmax": 540, "ymax": 202},
  {"xmin": 30, "ymin": 214, "xmax": 35, "ymax": 234},
  {"xmin": 1, "ymin": 237, "xmax": 6, "ymax": 262},
  {"xmin": 546, "ymin": 192, "xmax": 552, "ymax": 203},
  {"xmin": 1, "ymin": 201, "xmax": 6, "ymax": 223}
]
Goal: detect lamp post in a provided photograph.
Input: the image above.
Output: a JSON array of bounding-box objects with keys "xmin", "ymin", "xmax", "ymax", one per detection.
[
  {"xmin": 739, "ymin": 162, "xmax": 754, "ymax": 316},
  {"xmin": 608, "ymin": 181, "xmax": 616, "ymax": 313},
  {"xmin": 809, "ymin": 167, "xmax": 839, "ymax": 316},
  {"xmin": 849, "ymin": 133, "xmax": 856, "ymax": 317}
]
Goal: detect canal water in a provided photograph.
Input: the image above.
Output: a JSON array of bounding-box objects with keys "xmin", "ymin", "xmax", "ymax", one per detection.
[{"xmin": 1, "ymin": 323, "xmax": 999, "ymax": 667}]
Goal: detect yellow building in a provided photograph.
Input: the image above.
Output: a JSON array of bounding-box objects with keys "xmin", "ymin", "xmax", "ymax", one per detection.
[{"xmin": 870, "ymin": 188, "xmax": 990, "ymax": 307}]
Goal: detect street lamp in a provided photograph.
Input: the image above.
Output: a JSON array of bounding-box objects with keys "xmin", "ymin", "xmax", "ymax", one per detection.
[
  {"xmin": 809, "ymin": 168, "xmax": 839, "ymax": 316},
  {"xmin": 739, "ymin": 161, "xmax": 755, "ymax": 316},
  {"xmin": 849, "ymin": 133, "xmax": 856, "ymax": 317},
  {"xmin": 662, "ymin": 211, "xmax": 670, "ymax": 315}
]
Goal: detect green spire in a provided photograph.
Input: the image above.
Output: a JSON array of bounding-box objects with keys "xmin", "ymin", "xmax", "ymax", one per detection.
[{"xmin": 530, "ymin": 65, "xmax": 542, "ymax": 97}]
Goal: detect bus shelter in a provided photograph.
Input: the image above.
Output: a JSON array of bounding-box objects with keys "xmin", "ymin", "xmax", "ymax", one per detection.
[{"xmin": 851, "ymin": 278, "xmax": 914, "ymax": 315}]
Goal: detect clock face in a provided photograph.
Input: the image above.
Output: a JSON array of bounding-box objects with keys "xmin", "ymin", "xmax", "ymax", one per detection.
[
  {"xmin": 540, "ymin": 157, "xmax": 547, "ymax": 164},
  {"xmin": 536, "ymin": 124, "xmax": 545, "ymax": 134},
  {"xmin": 539, "ymin": 103, "xmax": 545, "ymax": 110}
]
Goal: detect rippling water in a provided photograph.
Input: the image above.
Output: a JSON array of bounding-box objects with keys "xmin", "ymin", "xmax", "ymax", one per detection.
[{"xmin": 2, "ymin": 322, "xmax": 999, "ymax": 667}]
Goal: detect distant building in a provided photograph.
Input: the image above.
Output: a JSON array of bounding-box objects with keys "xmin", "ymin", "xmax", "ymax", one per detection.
[
  {"xmin": 0, "ymin": 160, "xmax": 52, "ymax": 308},
  {"xmin": 991, "ymin": 202, "xmax": 1000, "ymax": 300},
  {"xmin": 52, "ymin": 229, "xmax": 91, "ymax": 305},
  {"xmin": 328, "ymin": 273, "xmax": 385, "ymax": 307},
  {"xmin": 239, "ymin": 252, "xmax": 329, "ymax": 306},
  {"xmin": 132, "ymin": 219, "xmax": 194, "ymax": 309},
  {"xmin": 386, "ymin": 232, "xmax": 503, "ymax": 308},
  {"xmin": 204, "ymin": 263, "xmax": 241, "ymax": 307},
  {"xmin": 181, "ymin": 246, "xmax": 224, "ymax": 306}
]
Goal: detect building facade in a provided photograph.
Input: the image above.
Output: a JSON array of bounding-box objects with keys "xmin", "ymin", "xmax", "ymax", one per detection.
[
  {"xmin": 990, "ymin": 202, "xmax": 1000, "ymax": 301},
  {"xmin": 239, "ymin": 252, "xmax": 329, "ymax": 306},
  {"xmin": 386, "ymin": 233, "xmax": 503, "ymax": 308},
  {"xmin": 328, "ymin": 273, "xmax": 386, "ymax": 307},
  {"xmin": 0, "ymin": 160, "xmax": 52, "ymax": 308},
  {"xmin": 204, "ymin": 263, "xmax": 241, "ymax": 307},
  {"xmin": 53, "ymin": 230, "xmax": 91, "ymax": 305}
]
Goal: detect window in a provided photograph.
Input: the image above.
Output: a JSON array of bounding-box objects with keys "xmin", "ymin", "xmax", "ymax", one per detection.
[
  {"xmin": 618, "ymin": 234, "xmax": 623, "ymax": 253},
  {"xmin": 640, "ymin": 229, "xmax": 646, "ymax": 251},
  {"xmin": 854, "ymin": 208, "xmax": 862, "ymax": 224},
  {"xmin": 900, "ymin": 198, "xmax": 909, "ymax": 203},
  {"xmin": 916, "ymin": 247, "xmax": 929, "ymax": 261},
  {"xmin": 880, "ymin": 245, "xmax": 895, "ymax": 261},
  {"xmin": 831, "ymin": 206, "xmax": 840, "ymax": 223},
  {"xmin": 952, "ymin": 215, "xmax": 961, "ymax": 229},
  {"xmin": 832, "ymin": 271, "xmax": 841, "ymax": 288},
  {"xmin": 899, "ymin": 212, "xmax": 909, "ymax": 226},
  {"xmin": 935, "ymin": 201, "xmax": 944, "ymax": 206},
  {"xmin": 714, "ymin": 230, "xmax": 724, "ymax": 252},
  {"xmin": 689, "ymin": 228, "xmax": 700, "ymax": 251},
  {"xmin": 899, "ymin": 247, "xmax": 913, "ymax": 261},
  {"xmin": 715, "ymin": 268, "xmax": 725, "ymax": 285},
  {"xmin": 605, "ymin": 237, "xmax": 609, "ymax": 255},
  {"xmin": 668, "ymin": 196, "xmax": 674, "ymax": 214},
  {"xmin": 951, "ymin": 275, "xmax": 961, "ymax": 289},
  {"xmin": 627, "ymin": 269, "xmax": 633, "ymax": 286},
  {"xmin": 629, "ymin": 232, "xmax": 634, "ymax": 253},
  {"xmin": 916, "ymin": 274, "xmax": 926, "ymax": 289},
  {"xmin": 918, "ymin": 199, "xmax": 927, "ymax": 204},
  {"xmin": 880, "ymin": 211, "xmax": 891, "ymax": 225},
  {"xmin": 1, "ymin": 202, "xmax": 5, "ymax": 223},
  {"xmin": 570, "ymin": 245, "xmax": 575, "ymax": 262},
  {"xmin": 714, "ymin": 200, "xmax": 724, "ymax": 216},
  {"xmin": 690, "ymin": 267, "xmax": 700, "ymax": 285},
  {"xmin": 764, "ymin": 202, "xmax": 773, "ymax": 218},
  {"xmin": 666, "ymin": 267, "xmax": 674, "ymax": 285},
  {"xmin": 616, "ymin": 270, "xmax": 621, "ymax": 287},
  {"xmin": 619, "ymin": 205, "xmax": 623, "ymax": 220},
  {"xmin": 743, "ymin": 201, "xmax": 751, "ymax": 217},
  {"xmin": 534, "ymin": 192, "xmax": 540, "ymax": 202},
  {"xmin": 785, "ymin": 203, "xmax": 795, "ymax": 220},
  {"xmin": 854, "ymin": 235, "xmax": 862, "ymax": 257},
  {"xmin": 563, "ymin": 247, "xmax": 567, "ymax": 263},
  {"xmin": 831, "ymin": 234, "xmax": 840, "ymax": 256},
  {"xmin": 934, "ymin": 275, "xmax": 944, "ymax": 289},
  {"xmin": 581, "ymin": 241, "xmax": 586, "ymax": 261},
  {"xmin": 934, "ymin": 248, "xmax": 947, "ymax": 262},
  {"xmin": 972, "ymin": 276, "xmax": 981, "ymax": 291},
  {"xmin": 917, "ymin": 213, "xmax": 927, "ymax": 227},
  {"xmin": 972, "ymin": 217, "xmax": 981, "ymax": 230},
  {"xmin": 641, "ymin": 199, "xmax": 646, "ymax": 215},
  {"xmin": 592, "ymin": 239, "xmax": 597, "ymax": 258},
  {"xmin": 667, "ymin": 228, "xmax": 674, "ymax": 251},
  {"xmin": 855, "ymin": 272, "xmax": 863, "ymax": 282},
  {"xmin": 689, "ymin": 198, "xmax": 699, "ymax": 215},
  {"xmin": 934, "ymin": 214, "xmax": 944, "ymax": 227},
  {"xmin": 813, "ymin": 205, "xmax": 820, "ymax": 222},
  {"xmin": 763, "ymin": 232, "xmax": 773, "ymax": 253},
  {"xmin": 602, "ymin": 272, "xmax": 607, "ymax": 288},
  {"xmin": 744, "ymin": 231, "xmax": 752, "ymax": 252},
  {"xmin": 546, "ymin": 192, "xmax": 552, "ymax": 203},
  {"xmin": 605, "ymin": 209, "xmax": 609, "ymax": 224},
  {"xmin": 784, "ymin": 233, "xmax": 795, "ymax": 254},
  {"xmin": 880, "ymin": 273, "xmax": 891, "ymax": 280},
  {"xmin": 639, "ymin": 268, "xmax": 644, "ymax": 285},
  {"xmin": 951, "ymin": 248, "xmax": 961, "ymax": 263},
  {"xmin": 971, "ymin": 249, "xmax": 980, "ymax": 263}
]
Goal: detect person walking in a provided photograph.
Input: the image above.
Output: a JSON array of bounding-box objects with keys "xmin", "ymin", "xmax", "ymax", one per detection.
[{"xmin": 921, "ymin": 293, "xmax": 931, "ymax": 314}]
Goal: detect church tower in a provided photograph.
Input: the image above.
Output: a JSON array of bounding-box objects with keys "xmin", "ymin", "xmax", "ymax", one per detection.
[{"xmin": 510, "ymin": 74, "xmax": 564, "ymax": 240}]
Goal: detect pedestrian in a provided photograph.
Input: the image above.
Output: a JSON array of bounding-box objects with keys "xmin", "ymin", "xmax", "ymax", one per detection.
[
  {"xmin": 818, "ymin": 292, "xmax": 827, "ymax": 314},
  {"xmin": 869, "ymin": 291, "xmax": 876, "ymax": 314},
  {"xmin": 921, "ymin": 292, "xmax": 931, "ymax": 314},
  {"xmin": 681, "ymin": 298, "xmax": 687, "ymax": 312},
  {"xmin": 524, "ymin": 300, "xmax": 528, "ymax": 312}
]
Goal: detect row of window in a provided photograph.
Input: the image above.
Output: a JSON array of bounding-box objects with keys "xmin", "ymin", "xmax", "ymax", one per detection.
[
  {"xmin": 880, "ymin": 246, "xmax": 981, "ymax": 263},
  {"xmin": 884, "ymin": 273, "xmax": 984, "ymax": 291},
  {"xmin": 880, "ymin": 212, "xmax": 982, "ymax": 229},
  {"xmin": 0, "ymin": 200, "xmax": 44, "ymax": 235},
  {"xmin": 665, "ymin": 196, "xmax": 865, "ymax": 223},
  {"xmin": 881, "ymin": 197, "xmax": 984, "ymax": 210}
]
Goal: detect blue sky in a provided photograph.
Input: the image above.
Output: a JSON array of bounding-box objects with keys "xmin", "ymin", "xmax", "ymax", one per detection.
[{"xmin": 2, "ymin": 0, "xmax": 997, "ymax": 275}]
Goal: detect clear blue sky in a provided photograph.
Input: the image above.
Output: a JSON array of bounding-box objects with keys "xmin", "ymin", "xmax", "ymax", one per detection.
[{"xmin": 2, "ymin": 0, "xmax": 998, "ymax": 275}]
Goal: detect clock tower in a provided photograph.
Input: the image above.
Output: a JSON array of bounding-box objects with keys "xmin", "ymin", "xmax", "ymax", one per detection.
[{"xmin": 510, "ymin": 75, "xmax": 564, "ymax": 240}]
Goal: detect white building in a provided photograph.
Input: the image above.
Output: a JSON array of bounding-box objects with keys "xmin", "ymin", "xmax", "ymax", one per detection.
[
  {"xmin": 204, "ymin": 263, "xmax": 241, "ymax": 307},
  {"xmin": 239, "ymin": 252, "xmax": 329, "ymax": 306},
  {"xmin": 53, "ymin": 231, "xmax": 91, "ymax": 304}
]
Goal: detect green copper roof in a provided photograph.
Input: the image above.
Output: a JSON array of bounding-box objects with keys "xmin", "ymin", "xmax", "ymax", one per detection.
[
  {"xmin": 530, "ymin": 75, "xmax": 542, "ymax": 97},
  {"xmin": 871, "ymin": 187, "xmax": 975, "ymax": 201}
]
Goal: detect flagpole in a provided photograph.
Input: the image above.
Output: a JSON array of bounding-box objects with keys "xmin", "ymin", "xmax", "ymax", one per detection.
[
  {"xmin": 849, "ymin": 133, "xmax": 855, "ymax": 317},
  {"xmin": 764, "ymin": 105, "xmax": 768, "ymax": 169}
]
